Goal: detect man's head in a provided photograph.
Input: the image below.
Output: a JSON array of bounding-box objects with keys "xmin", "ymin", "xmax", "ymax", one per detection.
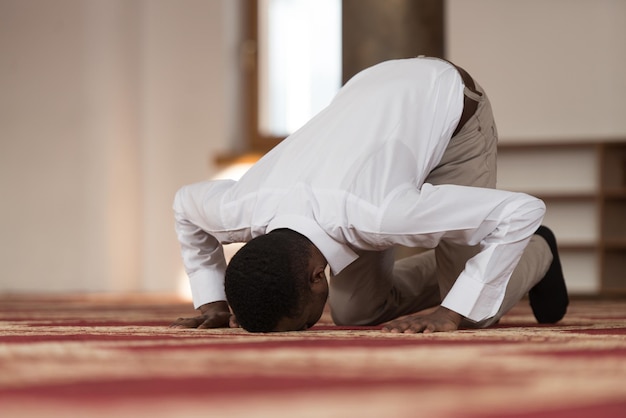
[{"xmin": 224, "ymin": 229, "xmax": 328, "ymax": 332}]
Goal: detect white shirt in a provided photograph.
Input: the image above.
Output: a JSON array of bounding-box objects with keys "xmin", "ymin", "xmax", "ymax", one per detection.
[{"xmin": 173, "ymin": 57, "xmax": 545, "ymax": 322}]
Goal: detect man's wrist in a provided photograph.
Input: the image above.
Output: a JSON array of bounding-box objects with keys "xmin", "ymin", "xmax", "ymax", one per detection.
[
  {"xmin": 437, "ymin": 305, "xmax": 463, "ymax": 326},
  {"xmin": 198, "ymin": 300, "xmax": 230, "ymax": 315}
]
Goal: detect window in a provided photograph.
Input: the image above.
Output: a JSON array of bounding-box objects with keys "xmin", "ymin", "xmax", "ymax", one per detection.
[
  {"xmin": 239, "ymin": 0, "xmax": 443, "ymax": 155},
  {"xmin": 242, "ymin": 0, "xmax": 341, "ymax": 152}
]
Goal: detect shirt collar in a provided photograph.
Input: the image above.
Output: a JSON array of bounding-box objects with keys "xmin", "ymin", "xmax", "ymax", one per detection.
[{"xmin": 267, "ymin": 215, "xmax": 358, "ymax": 275}]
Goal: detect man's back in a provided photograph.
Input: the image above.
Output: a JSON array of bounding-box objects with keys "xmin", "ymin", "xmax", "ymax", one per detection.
[{"xmin": 231, "ymin": 57, "xmax": 464, "ymax": 202}]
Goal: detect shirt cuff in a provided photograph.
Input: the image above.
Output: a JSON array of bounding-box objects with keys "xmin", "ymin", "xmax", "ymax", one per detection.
[
  {"xmin": 440, "ymin": 274, "xmax": 504, "ymax": 322},
  {"xmin": 188, "ymin": 269, "xmax": 227, "ymax": 309}
]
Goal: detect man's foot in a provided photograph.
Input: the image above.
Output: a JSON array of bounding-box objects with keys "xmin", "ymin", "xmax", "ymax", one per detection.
[{"xmin": 529, "ymin": 226, "xmax": 569, "ymax": 323}]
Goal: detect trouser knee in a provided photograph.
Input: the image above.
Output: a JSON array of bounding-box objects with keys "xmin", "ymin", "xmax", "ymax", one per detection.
[{"xmin": 330, "ymin": 304, "xmax": 382, "ymax": 326}]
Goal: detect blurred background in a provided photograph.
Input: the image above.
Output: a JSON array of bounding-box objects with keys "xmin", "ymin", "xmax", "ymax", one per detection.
[{"xmin": 1, "ymin": 0, "xmax": 625, "ymax": 300}]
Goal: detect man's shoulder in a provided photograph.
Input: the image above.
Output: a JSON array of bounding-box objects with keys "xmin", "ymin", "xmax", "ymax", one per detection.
[
  {"xmin": 174, "ymin": 179, "xmax": 237, "ymax": 209},
  {"xmin": 179, "ymin": 179, "xmax": 237, "ymax": 195}
]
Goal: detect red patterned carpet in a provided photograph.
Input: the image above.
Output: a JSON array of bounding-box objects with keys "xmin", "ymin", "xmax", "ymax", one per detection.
[{"xmin": 1, "ymin": 295, "xmax": 625, "ymax": 418}]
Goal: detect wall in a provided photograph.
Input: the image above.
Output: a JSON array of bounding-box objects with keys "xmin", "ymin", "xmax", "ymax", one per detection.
[
  {"xmin": 139, "ymin": 0, "xmax": 243, "ymax": 293},
  {"xmin": 446, "ymin": 0, "xmax": 626, "ymax": 293},
  {"xmin": 0, "ymin": 0, "xmax": 242, "ymax": 295},
  {"xmin": 1, "ymin": 0, "xmax": 623, "ymax": 296},
  {"xmin": 446, "ymin": 0, "xmax": 626, "ymax": 141}
]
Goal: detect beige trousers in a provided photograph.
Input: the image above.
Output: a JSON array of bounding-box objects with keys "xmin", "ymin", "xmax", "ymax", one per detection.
[{"xmin": 329, "ymin": 80, "xmax": 552, "ymax": 328}]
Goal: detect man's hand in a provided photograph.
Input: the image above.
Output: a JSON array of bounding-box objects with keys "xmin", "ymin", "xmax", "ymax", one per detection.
[
  {"xmin": 381, "ymin": 306, "xmax": 462, "ymax": 334},
  {"xmin": 170, "ymin": 301, "xmax": 239, "ymax": 329}
]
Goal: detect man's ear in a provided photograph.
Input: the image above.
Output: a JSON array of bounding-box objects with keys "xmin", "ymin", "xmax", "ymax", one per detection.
[{"xmin": 310, "ymin": 266, "xmax": 326, "ymax": 284}]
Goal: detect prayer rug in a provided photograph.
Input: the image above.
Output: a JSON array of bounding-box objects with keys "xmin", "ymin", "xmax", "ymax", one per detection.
[{"xmin": 1, "ymin": 295, "xmax": 625, "ymax": 418}]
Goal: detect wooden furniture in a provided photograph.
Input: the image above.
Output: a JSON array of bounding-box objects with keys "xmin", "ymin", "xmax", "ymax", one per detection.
[{"xmin": 497, "ymin": 140, "xmax": 626, "ymax": 295}]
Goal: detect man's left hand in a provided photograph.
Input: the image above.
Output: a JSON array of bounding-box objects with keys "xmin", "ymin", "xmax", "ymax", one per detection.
[
  {"xmin": 381, "ymin": 306, "xmax": 462, "ymax": 334},
  {"xmin": 170, "ymin": 301, "xmax": 239, "ymax": 329}
]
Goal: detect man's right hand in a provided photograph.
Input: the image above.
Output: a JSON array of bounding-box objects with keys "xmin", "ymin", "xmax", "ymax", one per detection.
[{"xmin": 170, "ymin": 301, "xmax": 239, "ymax": 329}]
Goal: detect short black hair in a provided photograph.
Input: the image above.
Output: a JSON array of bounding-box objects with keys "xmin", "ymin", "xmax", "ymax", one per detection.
[{"xmin": 224, "ymin": 229, "xmax": 313, "ymax": 332}]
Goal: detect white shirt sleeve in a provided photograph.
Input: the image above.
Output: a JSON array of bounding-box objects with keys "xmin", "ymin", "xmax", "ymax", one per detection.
[
  {"xmin": 377, "ymin": 183, "xmax": 546, "ymax": 322},
  {"xmin": 173, "ymin": 181, "xmax": 232, "ymax": 309}
]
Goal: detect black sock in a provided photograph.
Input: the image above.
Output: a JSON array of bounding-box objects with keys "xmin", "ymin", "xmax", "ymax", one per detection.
[{"xmin": 528, "ymin": 226, "xmax": 569, "ymax": 323}]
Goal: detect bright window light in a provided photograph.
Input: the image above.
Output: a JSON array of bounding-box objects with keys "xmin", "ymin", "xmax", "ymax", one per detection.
[{"xmin": 258, "ymin": 0, "xmax": 342, "ymax": 136}]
